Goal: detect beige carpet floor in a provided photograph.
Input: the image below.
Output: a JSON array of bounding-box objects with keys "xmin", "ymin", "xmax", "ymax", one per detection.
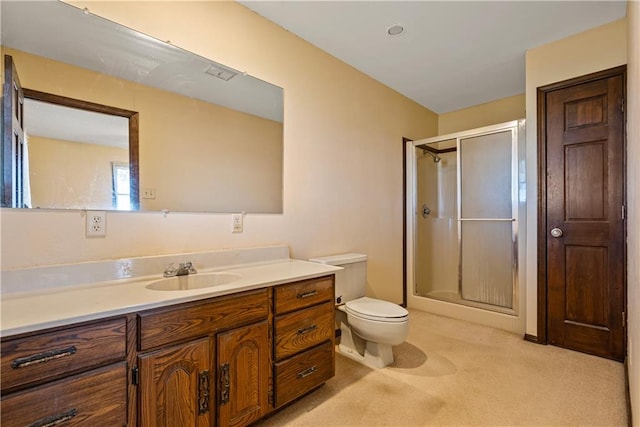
[{"xmin": 257, "ymin": 309, "xmax": 627, "ymax": 426}]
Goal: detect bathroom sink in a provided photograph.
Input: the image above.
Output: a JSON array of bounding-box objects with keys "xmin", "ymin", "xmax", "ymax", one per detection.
[{"xmin": 146, "ymin": 273, "xmax": 241, "ymax": 291}]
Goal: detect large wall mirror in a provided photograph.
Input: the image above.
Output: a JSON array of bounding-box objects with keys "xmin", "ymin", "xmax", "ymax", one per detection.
[{"xmin": 1, "ymin": 1, "xmax": 284, "ymax": 213}]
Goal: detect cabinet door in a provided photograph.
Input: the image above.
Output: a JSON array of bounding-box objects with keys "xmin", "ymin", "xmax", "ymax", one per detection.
[
  {"xmin": 217, "ymin": 321, "xmax": 269, "ymax": 427},
  {"xmin": 139, "ymin": 338, "xmax": 211, "ymax": 427}
]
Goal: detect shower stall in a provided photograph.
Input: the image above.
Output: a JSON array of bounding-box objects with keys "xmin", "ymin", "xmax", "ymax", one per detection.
[{"xmin": 406, "ymin": 120, "xmax": 526, "ymax": 332}]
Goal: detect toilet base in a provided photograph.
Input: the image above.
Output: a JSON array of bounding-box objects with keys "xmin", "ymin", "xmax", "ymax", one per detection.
[{"xmin": 338, "ymin": 322, "xmax": 395, "ymax": 369}]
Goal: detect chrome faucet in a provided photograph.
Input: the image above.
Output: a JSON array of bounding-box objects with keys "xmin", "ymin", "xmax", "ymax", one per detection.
[{"xmin": 163, "ymin": 261, "xmax": 197, "ymax": 277}]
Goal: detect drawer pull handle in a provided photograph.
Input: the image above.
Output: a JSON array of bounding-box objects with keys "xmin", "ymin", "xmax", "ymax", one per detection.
[
  {"xmin": 296, "ymin": 366, "xmax": 318, "ymax": 379},
  {"xmin": 29, "ymin": 408, "xmax": 77, "ymax": 427},
  {"xmin": 219, "ymin": 363, "xmax": 230, "ymax": 406},
  {"xmin": 297, "ymin": 290, "xmax": 318, "ymax": 299},
  {"xmin": 198, "ymin": 370, "xmax": 210, "ymax": 414},
  {"xmin": 11, "ymin": 346, "xmax": 77, "ymax": 369},
  {"xmin": 297, "ymin": 324, "xmax": 318, "ymax": 335}
]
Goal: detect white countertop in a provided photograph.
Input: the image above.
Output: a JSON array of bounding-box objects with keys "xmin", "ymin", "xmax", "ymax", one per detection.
[{"xmin": 1, "ymin": 259, "xmax": 341, "ymax": 337}]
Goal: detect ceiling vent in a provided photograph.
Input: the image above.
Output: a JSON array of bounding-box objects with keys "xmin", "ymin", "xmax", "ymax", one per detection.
[{"xmin": 205, "ymin": 64, "xmax": 238, "ymax": 81}]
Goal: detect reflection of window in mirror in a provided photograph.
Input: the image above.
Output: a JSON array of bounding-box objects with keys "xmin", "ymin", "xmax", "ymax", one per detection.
[{"xmin": 112, "ymin": 162, "xmax": 130, "ymax": 210}]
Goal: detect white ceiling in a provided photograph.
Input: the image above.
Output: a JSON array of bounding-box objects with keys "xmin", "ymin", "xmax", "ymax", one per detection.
[
  {"xmin": 24, "ymin": 99, "xmax": 129, "ymax": 149},
  {"xmin": 240, "ymin": 1, "xmax": 627, "ymax": 113}
]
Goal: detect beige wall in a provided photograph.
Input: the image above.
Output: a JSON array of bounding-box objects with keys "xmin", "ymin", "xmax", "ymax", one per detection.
[
  {"xmin": 437, "ymin": 17, "xmax": 636, "ymax": 415},
  {"xmin": 626, "ymin": 1, "xmax": 639, "ymax": 424},
  {"xmin": 3, "ymin": 7, "xmax": 636, "ymax": 403},
  {"xmin": 133, "ymin": 83, "xmax": 283, "ymax": 213},
  {"xmin": 28, "ymin": 136, "xmax": 128, "ymax": 209},
  {"xmin": 438, "ymin": 94, "xmax": 525, "ymax": 135},
  {"xmin": 524, "ymin": 18, "xmax": 627, "ymax": 336},
  {"xmin": 0, "ymin": 1, "xmax": 438, "ymax": 305},
  {"xmin": 3, "ymin": 47, "xmax": 283, "ymax": 213}
]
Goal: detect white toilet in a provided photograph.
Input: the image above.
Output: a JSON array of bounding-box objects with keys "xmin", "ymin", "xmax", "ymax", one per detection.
[{"xmin": 309, "ymin": 253, "xmax": 409, "ymax": 369}]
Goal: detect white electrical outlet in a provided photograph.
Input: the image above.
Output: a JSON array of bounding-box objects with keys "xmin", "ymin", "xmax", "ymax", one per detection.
[
  {"xmin": 231, "ymin": 213, "xmax": 243, "ymax": 233},
  {"xmin": 86, "ymin": 210, "xmax": 106, "ymax": 237}
]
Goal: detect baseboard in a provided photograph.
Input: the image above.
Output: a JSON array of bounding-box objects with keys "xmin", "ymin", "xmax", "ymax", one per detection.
[
  {"xmin": 625, "ymin": 357, "xmax": 632, "ymax": 427},
  {"xmin": 523, "ymin": 334, "xmax": 539, "ymax": 344}
]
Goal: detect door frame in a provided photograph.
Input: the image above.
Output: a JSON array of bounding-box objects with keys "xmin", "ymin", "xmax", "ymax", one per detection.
[{"xmin": 536, "ymin": 64, "xmax": 627, "ymax": 345}]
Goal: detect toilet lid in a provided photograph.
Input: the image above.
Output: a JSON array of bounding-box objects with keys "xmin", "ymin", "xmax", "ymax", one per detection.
[{"xmin": 345, "ymin": 297, "xmax": 408, "ymax": 322}]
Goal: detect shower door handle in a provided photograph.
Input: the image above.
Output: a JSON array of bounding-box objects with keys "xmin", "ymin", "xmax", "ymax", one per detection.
[
  {"xmin": 550, "ymin": 227, "xmax": 563, "ymax": 238},
  {"xmin": 421, "ymin": 204, "xmax": 431, "ymax": 218}
]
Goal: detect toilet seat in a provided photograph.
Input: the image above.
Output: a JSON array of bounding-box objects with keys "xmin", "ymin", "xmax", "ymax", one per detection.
[{"xmin": 345, "ymin": 297, "xmax": 408, "ymax": 323}]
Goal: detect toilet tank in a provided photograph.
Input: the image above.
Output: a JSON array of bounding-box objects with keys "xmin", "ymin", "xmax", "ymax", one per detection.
[{"xmin": 309, "ymin": 253, "xmax": 367, "ymax": 303}]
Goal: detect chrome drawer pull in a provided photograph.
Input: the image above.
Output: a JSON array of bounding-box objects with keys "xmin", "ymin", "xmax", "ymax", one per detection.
[
  {"xmin": 297, "ymin": 325, "xmax": 318, "ymax": 335},
  {"xmin": 296, "ymin": 366, "xmax": 318, "ymax": 379},
  {"xmin": 297, "ymin": 290, "xmax": 318, "ymax": 299},
  {"xmin": 11, "ymin": 346, "xmax": 77, "ymax": 369},
  {"xmin": 29, "ymin": 408, "xmax": 77, "ymax": 427}
]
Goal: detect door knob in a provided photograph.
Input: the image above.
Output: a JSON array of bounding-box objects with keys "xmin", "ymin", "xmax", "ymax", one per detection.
[
  {"xmin": 422, "ymin": 204, "xmax": 431, "ymax": 218},
  {"xmin": 550, "ymin": 227, "xmax": 563, "ymax": 238}
]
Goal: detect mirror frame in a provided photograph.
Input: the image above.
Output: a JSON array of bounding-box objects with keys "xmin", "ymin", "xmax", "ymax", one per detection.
[{"xmin": 22, "ymin": 88, "xmax": 140, "ymax": 210}]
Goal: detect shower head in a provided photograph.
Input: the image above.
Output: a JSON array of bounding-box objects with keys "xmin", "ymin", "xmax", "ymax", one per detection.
[{"xmin": 423, "ymin": 149, "xmax": 441, "ymax": 163}]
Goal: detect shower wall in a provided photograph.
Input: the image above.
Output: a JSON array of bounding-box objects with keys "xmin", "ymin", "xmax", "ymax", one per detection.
[{"xmin": 415, "ymin": 149, "xmax": 457, "ymax": 299}]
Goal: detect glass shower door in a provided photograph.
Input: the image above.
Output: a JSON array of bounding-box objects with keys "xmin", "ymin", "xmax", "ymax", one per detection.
[
  {"xmin": 414, "ymin": 140, "xmax": 458, "ymax": 300},
  {"xmin": 458, "ymin": 130, "xmax": 515, "ymax": 310}
]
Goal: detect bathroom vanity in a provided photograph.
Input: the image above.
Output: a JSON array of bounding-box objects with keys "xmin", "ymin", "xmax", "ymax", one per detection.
[{"xmin": 0, "ymin": 246, "xmax": 339, "ymax": 427}]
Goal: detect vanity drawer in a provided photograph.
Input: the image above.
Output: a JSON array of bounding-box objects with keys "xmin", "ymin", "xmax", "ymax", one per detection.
[
  {"xmin": 138, "ymin": 288, "xmax": 268, "ymax": 351},
  {"xmin": 274, "ymin": 302, "xmax": 334, "ymax": 360},
  {"xmin": 274, "ymin": 275, "xmax": 334, "ymax": 315},
  {"xmin": 1, "ymin": 317, "xmax": 127, "ymax": 393},
  {"xmin": 1, "ymin": 362, "xmax": 127, "ymax": 427},
  {"xmin": 274, "ymin": 341, "xmax": 334, "ymax": 408}
]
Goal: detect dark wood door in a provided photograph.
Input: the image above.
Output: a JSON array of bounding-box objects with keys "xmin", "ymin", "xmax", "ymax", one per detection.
[
  {"xmin": 2, "ymin": 54, "xmax": 25, "ymax": 207},
  {"xmin": 217, "ymin": 321, "xmax": 269, "ymax": 427},
  {"xmin": 543, "ymin": 68, "xmax": 626, "ymax": 361},
  {"xmin": 138, "ymin": 338, "xmax": 211, "ymax": 427}
]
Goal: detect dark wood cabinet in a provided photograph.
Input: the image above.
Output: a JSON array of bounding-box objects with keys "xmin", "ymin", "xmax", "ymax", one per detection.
[
  {"xmin": 138, "ymin": 338, "xmax": 211, "ymax": 427},
  {"xmin": 274, "ymin": 302, "xmax": 334, "ymax": 360},
  {"xmin": 217, "ymin": 321, "xmax": 270, "ymax": 427},
  {"xmin": 1, "ymin": 274, "xmax": 335, "ymax": 427},
  {"xmin": 136, "ymin": 289, "xmax": 271, "ymax": 427},
  {"xmin": 1, "ymin": 362, "xmax": 127, "ymax": 427},
  {"xmin": 273, "ymin": 276, "xmax": 335, "ymax": 408},
  {"xmin": 138, "ymin": 290, "xmax": 268, "ymax": 352},
  {"xmin": 0, "ymin": 317, "xmax": 129, "ymax": 426},
  {"xmin": 274, "ymin": 341, "xmax": 334, "ymax": 407}
]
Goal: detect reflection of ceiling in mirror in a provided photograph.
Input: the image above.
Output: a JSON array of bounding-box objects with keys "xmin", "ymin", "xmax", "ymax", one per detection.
[
  {"xmin": 1, "ymin": 1, "xmax": 283, "ymax": 123},
  {"xmin": 25, "ymin": 99, "xmax": 129, "ymax": 149}
]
